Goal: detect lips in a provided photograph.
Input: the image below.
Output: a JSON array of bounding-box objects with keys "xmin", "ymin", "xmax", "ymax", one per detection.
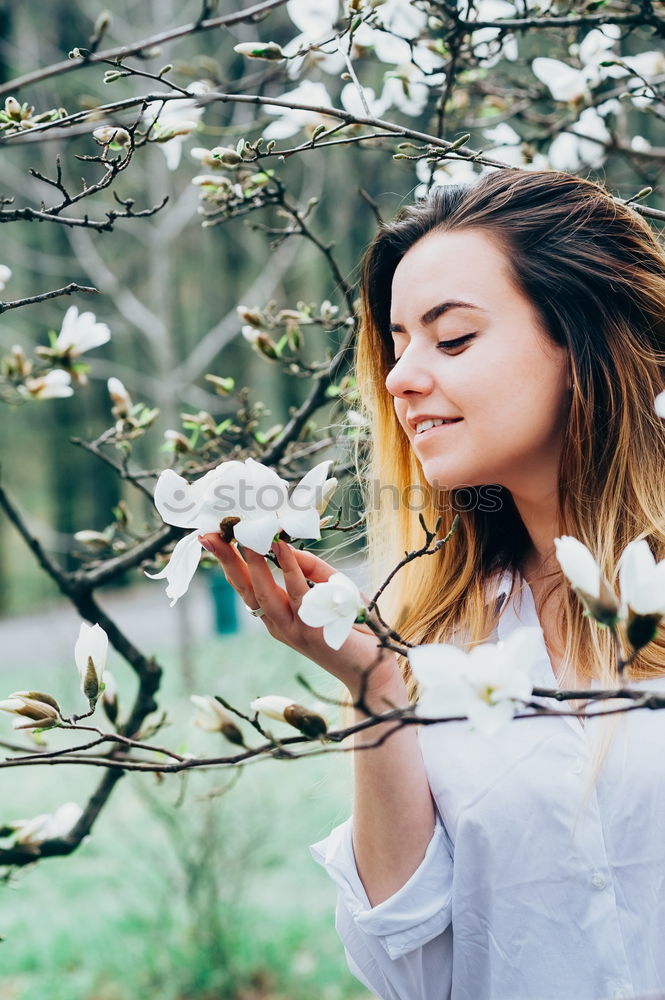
[
  {"xmin": 410, "ymin": 419, "xmax": 463, "ymax": 445},
  {"xmin": 407, "ymin": 414, "xmax": 463, "ymax": 432}
]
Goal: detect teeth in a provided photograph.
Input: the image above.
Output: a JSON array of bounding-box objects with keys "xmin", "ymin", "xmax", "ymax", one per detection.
[{"xmin": 415, "ymin": 418, "xmax": 458, "ymax": 434}]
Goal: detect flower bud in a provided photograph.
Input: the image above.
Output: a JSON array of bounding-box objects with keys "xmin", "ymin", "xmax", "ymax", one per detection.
[
  {"xmin": 250, "ymin": 696, "xmax": 328, "ymax": 737},
  {"xmin": 191, "ymin": 695, "xmax": 245, "ymax": 745},
  {"xmin": 283, "ymin": 703, "xmax": 328, "ymax": 738},
  {"xmin": 93, "ymin": 11, "xmax": 112, "ymax": 37},
  {"xmin": 93, "ymin": 125, "xmax": 131, "ymax": 147},
  {"xmin": 233, "ymin": 41, "xmax": 284, "ymax": 61},
  {"xmin": 102, "ymin": 670, "xmax": 119, "ymax": 725},
  {"xmin": 81, "ymin": 656, "xmax": 100, "ymax": 702},
  {"xmin": 107, "ymin": 376, "xmax": 132, "ymax": 418},
  {"xmin": 256, "ymin": 335, "xmax": 279, "ymax": 360},
  {"xmin": 625, "ymin": 611, "xmax": 661, "ymax": 653},
  {"xmin": 237, "ymin": 305, "xmax": 264, "ymax": 328},
  {"xmin": 163, "ymin": 429, "xmax": 191, "ymax": 453},
  {"xmin": 210, "ymin": 146, "xmax": 242, "ymax": 166},
  {"xmin": 74, "ymin": 530, "xmax": 112, "ymax": 550},
  {"xmin": 4, "ymin": 97, "xmax": 21, "ymax": 119},
  {"xmin": 0, "ymin": 692, "xmax": 61, "ymax": 729}
]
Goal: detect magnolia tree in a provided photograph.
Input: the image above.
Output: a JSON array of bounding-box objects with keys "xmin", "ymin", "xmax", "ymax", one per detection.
[{"xmin": 1, "ymin": 0, "xmax": 665, "ymax": 869}]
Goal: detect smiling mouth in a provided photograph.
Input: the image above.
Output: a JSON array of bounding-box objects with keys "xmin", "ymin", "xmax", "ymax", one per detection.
[{"xmin": 414, "ymin": 418, "xmax": 463, "ymax": 438}]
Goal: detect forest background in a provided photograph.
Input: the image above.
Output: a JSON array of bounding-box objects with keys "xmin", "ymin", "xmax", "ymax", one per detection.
[{"xmin": 0, "ymin": 0, "xmax": 663, "ymax": 997}]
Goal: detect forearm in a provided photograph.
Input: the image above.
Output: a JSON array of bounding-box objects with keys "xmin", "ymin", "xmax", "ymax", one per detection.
[{"xmin": 351, "ymin": 670, "xmax": 437, "ymax": 908}]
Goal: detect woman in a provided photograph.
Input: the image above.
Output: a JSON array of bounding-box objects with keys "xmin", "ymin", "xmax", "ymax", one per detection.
[{"xmin": 200, "ymin": 169, "xmax": 665, "ymax": 1000}]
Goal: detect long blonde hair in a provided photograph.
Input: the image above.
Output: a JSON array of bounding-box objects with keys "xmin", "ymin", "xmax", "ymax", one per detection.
[{"xmin": 355, "ymin": 169, "xmax": 665, "ymax": 716}]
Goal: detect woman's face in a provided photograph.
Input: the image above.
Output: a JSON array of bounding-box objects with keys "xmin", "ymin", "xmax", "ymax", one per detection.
[{"xmin": 385, "ymin": 228, "xmax": 571, "ymax": 501}]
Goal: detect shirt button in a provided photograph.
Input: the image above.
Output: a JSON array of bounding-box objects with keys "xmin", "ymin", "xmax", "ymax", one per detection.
[
  {"xmin": 570, "ymin": 756, "xmax": 584, "ymax": 774},
  {"xmin": 590, "ymin": 871, "xmax": 606, "ymax": 890}
]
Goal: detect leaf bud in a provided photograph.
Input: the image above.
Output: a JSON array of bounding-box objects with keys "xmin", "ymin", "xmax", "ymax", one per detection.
[{"xmin": 204, "ymin": 374, "xmax": 235, "ymax": 395}]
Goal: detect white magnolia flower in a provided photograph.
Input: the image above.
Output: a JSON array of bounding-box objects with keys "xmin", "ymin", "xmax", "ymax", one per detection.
[
  {"xmin": 22, "ymin": 369, "xmax": 74, "ymax": 400},
  {"xmin": 624, "ymin": 50, "xmax": 665, "ymax": 81},
  {"xmin": 144, "ymin": 82, "xmax": 208, "ymax": 170},
  {"xmin": 375, "ymin": 0, "xmax": 428, "ymax": 40},
  {"xmin": 546, "ymin": 107, "xmax": 610, "ymax": 172},
  {"xmin": 263, "ymin": 81, "xmax": 334, "ymax": 140},
  {"xmin": 340, "ymin": 83, "xmax": 387, "ymax": 119},
  {"xmin": 224, "ymin": 457, "xmax": 331, "ymax": 554},
  {"xmin": 532, "ymin": 57, "xmax": 590, "ymax": 103},
  {"xmin": 12, "ymin": 802, "xmax": 83, "ymax": 847},
  {"xmin": 286, "ymin": 0, "xmax": 338, "ymax": 36},
  {"xmin": 554, "ymin": 535, "xmax": 619, "ymax": 624},
  {"xmin": 655, "ymin": 390, "xmax": 665, "ymax": 418},
  {"xmin": 74, "ymin": 622, "xmax": 109, "ymax": 702},
  {"xmin": 480, "ymin": 121, "xmax": 547, "ymax": 170},
  {"xmin": 149, "ymin": 459, "xmax": 336, "ymax": 603},
  {"xmin": 298, "ymin": 571, "xmax": 364, "ymax": 649},
  {"xmin": 55, "ymin": 306, "xmax": 111, "ymax": 357},
  {"xmin": 618, "ymin": 540, "xmax": 665, "ymax": 618},
  {"xmin": 554, "ymin": 535, "xmax": 602, "ymax": 598},
  {"xmin": 631, "ymin": 135, "xmax": 652, "ymax": 153},
  {"xmin": 0, "ymin": 264, "xmax": 12, "ymax": 290},
  {"xmin": 409, "ymin": 626, "xmax": 543, "ymax": 736},
  {"xmin": 466, "ymin": 0, "xmax": 519, "ymax": 68},
  {"xmin": 380, "ymin": 71, "xmax": 431, "ymax": 117},
  {"xmin": 415, "ymin": 155, "xmax": 478, "ymax": 199}
]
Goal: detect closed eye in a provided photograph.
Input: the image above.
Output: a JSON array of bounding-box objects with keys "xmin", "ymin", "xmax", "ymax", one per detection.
[
  {"xmin": 387, "ymin": 333, "xmax": 476, "ymax": 369},
  {"xmin": 437, "ymin": 333, "xmax": 476, "ymax": 353}
]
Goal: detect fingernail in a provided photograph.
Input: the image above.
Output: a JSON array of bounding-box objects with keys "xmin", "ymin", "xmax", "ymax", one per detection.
[{"xmin": 199, "ymin": 536, "xmax": 215, "ymax": 554}]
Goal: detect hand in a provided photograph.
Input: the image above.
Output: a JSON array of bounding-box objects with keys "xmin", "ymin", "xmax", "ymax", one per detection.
[{"xmin": 198, "ymin": 534, "xmax": 405, "ymax": 706}]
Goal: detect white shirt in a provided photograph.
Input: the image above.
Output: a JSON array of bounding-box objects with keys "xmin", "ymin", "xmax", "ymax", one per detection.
[{"xmin": 310, "ymin": 572, "xmax": 665, "ymax": 1000}]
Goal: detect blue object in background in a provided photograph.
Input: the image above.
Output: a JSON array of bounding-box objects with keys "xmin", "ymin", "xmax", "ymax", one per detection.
[{"xmin": 209, "ymin": 571, "xmax": 239, "ymax": 634}]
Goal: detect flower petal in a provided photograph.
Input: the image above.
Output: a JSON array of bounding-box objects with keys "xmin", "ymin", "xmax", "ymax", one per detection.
[
  {"xmin": 145, "ymin": 530, "xmax": 202, "ymax": 605},
  {"xmin": 278, "ymin": 505, "xmax": 321, "ymax": 540},
  {"xmin": 322, "ymin": 615, "xmax": 356, "ymax": 650},
  {"xmin": 233, "ymin": 513, "xmax": 280, "ymax": 554}
]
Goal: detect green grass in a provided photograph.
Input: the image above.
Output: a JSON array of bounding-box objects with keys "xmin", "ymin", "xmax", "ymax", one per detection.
[{"xmin": 0, "ymin": 626, "xmax": 373, "ymax": 1000}]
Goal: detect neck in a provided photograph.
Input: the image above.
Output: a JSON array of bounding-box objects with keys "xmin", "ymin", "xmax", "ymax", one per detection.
[{"xmin": 510, "ymin": 483, "xmax": 561, "ymax": 582}]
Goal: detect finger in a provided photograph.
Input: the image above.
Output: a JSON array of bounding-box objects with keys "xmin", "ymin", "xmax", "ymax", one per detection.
[
  {"xmin": 284, "ymin": 545, "xmax": 340, "ymax": 585},
  {"xmin": 271, "ymin": 540, "xmax": 311, "ymax": 606},
  {"xmin": 285, "ymin": 544, "xmax": 382, "ymax": 632},
  {"xmin": 199, "ymin": 533, "xmax": 258, "ymax": 608},
  {"xmin": 241, "ymin": 546, "xmax": 292, "ymax": 621}
]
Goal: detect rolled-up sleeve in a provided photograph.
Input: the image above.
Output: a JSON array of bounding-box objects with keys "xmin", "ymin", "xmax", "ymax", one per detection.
[{"xmin": 310, "ymin": 813, "xmax": 454, "ymax": 1000}]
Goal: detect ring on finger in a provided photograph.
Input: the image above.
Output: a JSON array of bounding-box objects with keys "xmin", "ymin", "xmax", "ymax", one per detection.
[{"xmin": 247, "ymin": 605, "xmax": 267, "ymax": 618}]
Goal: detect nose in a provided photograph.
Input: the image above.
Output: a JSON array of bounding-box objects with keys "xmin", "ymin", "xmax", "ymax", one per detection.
[{"xmin": 385, "ymin": 344, "xmax": 434, "ymax": 398}]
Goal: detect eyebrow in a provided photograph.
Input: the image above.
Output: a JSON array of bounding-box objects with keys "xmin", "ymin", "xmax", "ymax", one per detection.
[{"xmin": 389, "ymin": 299, "xmax": 487, "ymax": 333}]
